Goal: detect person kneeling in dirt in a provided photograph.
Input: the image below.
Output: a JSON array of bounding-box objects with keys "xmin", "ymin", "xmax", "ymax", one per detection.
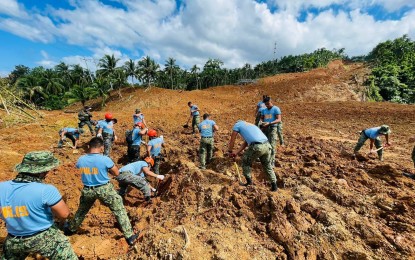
[
  {"xmin": 58, "ymin": 127, "xmax": 83, "ymax": 149},
  {"xmin": 228, "ymin": 120, "xmax": 278, "ymax": 192},
  {"xmin": 0, "ymin": 151, "xmax": 77, "ymax": 259},
  {"xmin": 198, "ymin": 113, "xmax": 219, "ymax": 170},
  {"xmin": 64, "ymin": 137, "xmax": 138, "ymax": 246},
  {"xmin": 96, "ymin": 113, "xmax": 118, "ymax": 157},
  {"xmin": 353, "ymin": 125, "xmax": 391, "ymax": 161},
  {"xmin": 78, "ymin": 106, "xmax": 95, "ymax": 135},
  {"xmin": 147, "ymin": 129, "xmax": 165, "ymax": 174},
  {"xmin": 126, "ymin": 122, "xmax": 148, "ymax": 162},
  {"xmin": 116, "ymin": 157, "xmax": 165, "ymax": 201}
]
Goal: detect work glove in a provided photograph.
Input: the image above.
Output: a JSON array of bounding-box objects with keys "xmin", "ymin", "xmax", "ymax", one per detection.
[
  {"xmin": 97, "ymin": 133, "xmax": 102, "ymax": 138},
  {"xmin": 156, "ymin": 175, "xmax": 165, "ymax": 181}
]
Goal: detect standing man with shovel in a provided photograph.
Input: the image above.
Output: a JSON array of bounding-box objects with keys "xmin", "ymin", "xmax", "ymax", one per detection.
[
  {"xmin": 353, "ymin": 125, "xmax": 391, "ymax": 161},
  {"xmin": 187, "ymin": 101, "xmax": 200, "ymax": 134}
]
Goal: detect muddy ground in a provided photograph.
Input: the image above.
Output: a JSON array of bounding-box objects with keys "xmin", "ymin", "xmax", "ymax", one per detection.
[{"xmin": 1, "ymin": 61, "xmax": 415, "ymax": 259}]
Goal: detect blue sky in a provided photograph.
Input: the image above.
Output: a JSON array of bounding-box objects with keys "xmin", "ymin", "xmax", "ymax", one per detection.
[{"xmin": 0, "ymin": 0, "xmax": 414, "ymax": 76}]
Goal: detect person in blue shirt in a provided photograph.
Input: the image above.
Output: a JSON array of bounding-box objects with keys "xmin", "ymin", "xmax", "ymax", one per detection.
[
  {"xmin": 198, "ymin": 113, "xmax": 219, "ymax": 169},
  {"xmin": 116, "ymin": 157, "xmax": 165, "ymax": 202},
  {"xmin": 0, "ymin": 151, "xmax": 77, "ymax": 259},
  {"xmin": 133, "ymin": 108, "xmax": 148, "ymax": 128},
  {"xmin": 254, "ymin": 95, "xmax": 268, "ymax": 126},
  {"xmin": 228, "ymin": 120, "xmax": 278, "ymax": 192},
  {"xmin": 260, "ymin": 97, "xmax": 284, "ymax": 165},
  {"xmin": 57, "ymin": 127, "xmax": 83, "ymax": 149},
  {"xmin": 147, "ymin": 129, "xmax": 165, "ymax": 174},
  {"xmin": 353, "ymin": 125, "xmax": 391, "ymax": 161},
  {"xmin": 127, "ymin": 122, "xmax": 148, "ymax": 162},
  {"xmin": 187, "ymin": 101, "xmax": 200, "ymax": 134},
  {"xmin": 96, "ymin": 112, "xmax": 118, "ymax": 157},
  {"xmin": 64, "ymin": 137, "xmax": 138, "ymax": 246}
]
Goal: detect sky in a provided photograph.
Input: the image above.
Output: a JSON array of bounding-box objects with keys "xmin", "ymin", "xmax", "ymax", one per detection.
[{"xmin": 0, "ymin": 0, "xmax": 414, "ymax": 76}]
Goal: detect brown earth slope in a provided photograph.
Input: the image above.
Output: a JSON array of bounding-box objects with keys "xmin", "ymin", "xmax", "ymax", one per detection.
[{"xmin": 1, "ymin": 61, "xmax": 415, "ymax": 259}]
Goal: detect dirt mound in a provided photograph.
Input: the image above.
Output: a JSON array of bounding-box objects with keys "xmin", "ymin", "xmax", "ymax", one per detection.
[{"xmin": 1, "ymin": 61, "xmax": 415, "ymax": 259}]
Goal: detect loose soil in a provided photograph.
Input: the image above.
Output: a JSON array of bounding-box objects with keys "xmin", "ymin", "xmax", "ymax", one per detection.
[{"xmin": 1, "ymin": 61, "xmax": 415, "ymax": 259}]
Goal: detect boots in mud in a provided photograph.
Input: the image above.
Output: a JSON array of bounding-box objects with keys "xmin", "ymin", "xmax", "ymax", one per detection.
[
  {"xmin": 271, "ymin": 182, "xmax": 278, "ymax": 192},
  {"xmin": 241, "ymin": 177, "xmax": 252, "ymax": 186}
]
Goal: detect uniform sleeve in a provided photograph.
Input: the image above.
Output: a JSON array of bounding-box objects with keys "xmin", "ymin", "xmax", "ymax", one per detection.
[
  {"xmin": 212, "ymin": 121, "xmax": 216, "ymax": 126},
  {"xmin": 75, "ymin": 158, "xmax": 81, "ymax": 168},
  {"xmin": 105, "ymin": 157, "xmax": 115, "ymax": 169},
  {"xmin": 232, "ymin": 123, "xmax": 240, "ymax": 132},
  {"xmin": 275, "ymin": 107, "xmax": 281, "ymax": 115},
  {"xmin": 42, "ymin": 185, "xmax": 62, "ymax": 207}
]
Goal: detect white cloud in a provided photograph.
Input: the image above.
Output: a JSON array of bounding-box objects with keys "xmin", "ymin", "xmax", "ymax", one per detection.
[
  {"xmin": 0, "ymin": 0, "xmax": 27, "ymax": 17},
  {"xmin": 0, "ymin": 70, "xmax": 10, "ymax": 77},
  {"xmin": 36, "ymin": 50, "xmax": 58, "ymax": 68},
  {"xmin": 2, "ymin": 0, "xmax": 415, "ymax": 69}
]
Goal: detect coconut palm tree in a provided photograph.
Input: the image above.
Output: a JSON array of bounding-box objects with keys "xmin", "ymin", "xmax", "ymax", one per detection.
[
  {"xmin": 123, "ymin": 59, "xmax": 138, "ymax": 85},
  {"xmin": 97, "ymin": 54, "xmax": 120, "ymax": 77},
  {"xmin": 165, "ymin": 57, "xmax": 179, "ymax": 89},
  {"xmin": 137, "ymin": 56, "xmax": 160, "ymax": 87},
  {"xmin": 64, "ymin": 83, "xmax": 98, "ymax": 106}
]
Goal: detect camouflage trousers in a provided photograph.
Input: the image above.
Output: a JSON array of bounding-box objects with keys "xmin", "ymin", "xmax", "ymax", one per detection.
[
  {"xmin": 67, "ymin": 182, "xmax": 134, "ymax": 239},
  {"xmin": 254, "ymin": 112, "xmax": 261, "ymax": 127},
  {"xmin": 116, "ymin": 171, "xmax": 151, "ymax": 197},
  {"xmin": 1, "ymin": 225, "xmax": 77, "ymax": 260},
  {"xmin": 127, "ymin": 145, "xmax": 140, "ymax": 162},
  {"xmin": 78, "ymin": 120, "xmax": 95, "ymax": 135},
  {"xmin": 242, "ymin": 142, "xmax": 277, "ymax": 183},
  {"xmin": 412, "ymin": 145, "xmax": 415, "ymax": 167},
  {"xmin": 354, "ymin": 132, "xmax": 383, "ymax": 159},
  {"xmin": 102, "ymin": 133, "xmax": 114, "ymax": 157},
  {"xmin": 199, "ymin": 137, "xmax": 214, "ymax": 167},
  {"xmin": 262, "ymin": 123, "xmax": 284, "ymax": 165},
  {"xmin": 192, "ymin": 116, "xmax": 200, "ymax": 133},
  {"xmin": 153, "ymin": 156, "xmax": 162, "ymax": 174}
]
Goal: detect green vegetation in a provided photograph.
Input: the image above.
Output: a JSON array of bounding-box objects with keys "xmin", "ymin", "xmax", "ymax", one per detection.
[
  {"xmin": 365, "ymin": 35, "xmax": 415, "ymax": 103},
  {"xmin": 1, "ymin": 35, "xmax": 414, "ymax": 110}
]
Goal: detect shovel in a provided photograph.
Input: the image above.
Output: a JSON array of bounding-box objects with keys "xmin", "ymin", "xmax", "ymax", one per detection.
[
  {"xmin": 367, "ymin": 146, "xmax": 383, "ymax": 154},
  {"xmin": 234, "ymin": 162, "xmax": 242, "ymax": 183},
  {"xmin": 183, "ymin": 118, "xmax": 190, "ymax": 129}
]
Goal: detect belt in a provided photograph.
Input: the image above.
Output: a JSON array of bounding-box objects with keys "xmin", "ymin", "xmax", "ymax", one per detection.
[
  {"xmin": 84, "ymin": 182, "xmax": 109, "ymax": 189},
  {"xmin": 251, "ymin": 141, "xmax": 269, "ymax": 145},
  {"xmin": 201, "ymin": 136, "xmax": 213, "ymax": 138},
  {"xmin": 8, "ymin": 228, "xmax": 48, "ymax": 239}
]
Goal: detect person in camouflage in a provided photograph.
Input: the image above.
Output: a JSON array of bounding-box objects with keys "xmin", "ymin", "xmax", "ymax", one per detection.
[
  {"xmin": 187, "ymin": 101, "xmax": 200, "ymax": 134},
  {"xmin": 228, "ymin": 120, "xmax": 277, "ymax": 192},
  {"xmin": 115, "ymin": 157, "xmax": 165, "ymax": 201},
  {"xmin": 353, "ymin": 125, "xmax": 391, "ymax": 161},
  {"xmin": 96, "ymin": 113, "xmax": 118, "ymax": 157},
  {"xmin": 78, "ymin": 106, "xmax": 95, "ymax": 135},
  {"xmin": 254, "ymin": 95, "xmax": 267, "ymax": 126},
  {"xmin": 0, "ymin": 151, "xmax": 77, "ymax": 260},
  {"xmin": 198, "ymin": 113, "xmax": 219, "ymax": 170},
  {"xmin": 64, "ymin": 137, "xmax": 138, "ymax": 246}
]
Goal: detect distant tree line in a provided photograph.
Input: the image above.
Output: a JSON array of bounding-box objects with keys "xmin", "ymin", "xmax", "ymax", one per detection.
[{"xmin": 3, "ymin": 35, "xmax": 414, "ymax": 110}]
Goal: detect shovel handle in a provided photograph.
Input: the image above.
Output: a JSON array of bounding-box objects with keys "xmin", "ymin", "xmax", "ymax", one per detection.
[{"xmin": 234, "ymin": 162, "xmax": 242, "ymax": 183}]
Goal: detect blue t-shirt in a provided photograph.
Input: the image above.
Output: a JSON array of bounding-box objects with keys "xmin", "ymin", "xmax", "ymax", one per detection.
[
  {"xmin": 76, "ymin": 154, "xmax": 114, "ymax": 186},
  {"xmin": 261, "ymin": 106, "xmax": 281, "ymax": 124},
  {"xmin": 198, "ymin": 119, "xmax": 216, "ymax": 137},
  {"xmin": 232, "ymin": 121, "xmax": 268, "ymax": 145},
  {"xmin": 98, "ymin": 120, "xmax": 114, "ymax": 135},
  {"xmin": 63, "ymin": 127, "xmax": 79, "ymax": 139},
  {"xmin": 133, "ymin": 114, "xmax": 144, "ymax": 124},
  {"xmin": 0, "ymin": 181, "xmax": 62, "ymax": 236},
  {"xmin": 190, "ymin": 105, "xmax": 200, "ymax": 116},
  {"xmin": 120, "ymin": 161, "xmax": 148, "ymax": 177},
  {"xmin": 364, "ymin": 127, "xmax": 381, "ymax": 139},
  {"xmin": 132, "ymin": 128, "xmax": 142, "ymax": 145},
  {"xmin": 148, "ymin": 137, "xmax": 164, "ymax": 156}
]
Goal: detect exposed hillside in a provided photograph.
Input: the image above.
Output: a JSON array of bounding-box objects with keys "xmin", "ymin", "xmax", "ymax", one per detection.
[{"xmin": 1, "ymin": 61, "xmax": 415, "ymax": 259}]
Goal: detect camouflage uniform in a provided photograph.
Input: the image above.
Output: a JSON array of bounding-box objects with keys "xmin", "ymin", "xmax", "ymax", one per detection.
[
  {"xmin": 354, "ymin": 132, "xmax": 383, "ymax": 159},
  {"xmin": 102, "ymin": 133, "xmax": 114, "ymax": 157},
  {"xmin": 153, "ymin": 156, "xmax": 162, "ymax": 174},
  {"xmin": 262, "ymin": 126, "xmax": 278, "ymax": 165},
  {"xmin": 116, "ymin": 171, "xmax": 151, "ymax": 197},
  {"xmin": 199, "ymin": 137, "xmax": 214, "ymax": 168},
  {"xmin": 67, "ymin": 182, "xmax": 134, "ymax": 238},
  {"xmin": 78, "ymin": 110, "xmax": 94, "ymax": 135},
  {"xmin": 276, "ymin": 122, "xmax": 284, "ymax": 145},
  {"xmin": 254, "ymin": 112, "xmax": 261, "ymax": 127},
  {"xmin": 1, "ymin": 226, "xmax": 77, "ymax": 260},
  {"xmin": 242, "ymin": 142, "xmax": 276, "ymax": 183},
  {"xmin": 192, "ymin": 115, "xmax": 200, "ymax": 133}
]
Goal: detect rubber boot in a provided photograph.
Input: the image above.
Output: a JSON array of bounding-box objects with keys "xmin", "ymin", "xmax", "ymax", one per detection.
[
  {"xmin": 271, "ymin": 182, "xmax": 278, "ymax": 192},
  {"xmin": 241, "ymin": 177, "xmax": 252, "ymax": 186},
  {"xmin": 126, "ymin": 233, "xmax": 139, "ymax": 246}
]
